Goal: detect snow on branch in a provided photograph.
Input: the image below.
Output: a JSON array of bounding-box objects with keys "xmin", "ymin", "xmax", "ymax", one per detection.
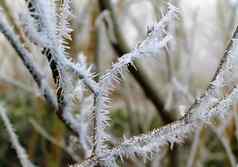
[{"xmin": 0, "ymin": 104, "xmax": 36, "ymax": 167}]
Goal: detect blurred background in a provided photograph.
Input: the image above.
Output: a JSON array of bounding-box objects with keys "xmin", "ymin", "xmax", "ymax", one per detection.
[{"xmin": 0, "ymin": 0, "xmax": 238, "ymax": 166}]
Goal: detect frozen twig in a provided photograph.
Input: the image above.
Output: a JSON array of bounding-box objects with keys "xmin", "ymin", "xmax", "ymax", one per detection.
[{"xmin": 186, "ymin": 127, "xmax": 202, "ymax": 167}]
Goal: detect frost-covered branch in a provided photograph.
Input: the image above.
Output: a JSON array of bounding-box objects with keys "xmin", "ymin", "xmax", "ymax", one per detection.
[
  {"xmin": 73, "ymin": 85, "xmax": 238, "ymax": 167},
  {"xmin": 23, "ymin": 0, "xmax": 98, "ymax": 95},
  {"xmin": 73, "ymin": 14, "xmax": 238, "ymax": 167},
  {"xmin": 0, "ymin": 12, "xmax": 57, "ymax": 109},
  {"xmin": 98, "ymin": 0, "xmax": 176, "ymax": 122},
  {"xmin": 184, "ymin": 25, "xmax": 238, "ymax": 118},
  {"xmin": 2, "ymin": 1, "xmax": 238, "ymax": 166},
  {"xmin": 89, "ymin": 4, "xmax": 177, "ymax": 157},
  {"xmin": 0, "ymin": 105, "xmax": 35, "ymax": 167},
  {"xmin": 0, "ymin": 10, "xmax": 83, "ymax": 136},
  {"xmin": 22, "ymin": 0, "xmax": 99, "ymax": 137},
  {"xmin": 110, "ymin": 86, "xmax": 238, "ymax": 158},
  {"xmin": 105, "ymin": 23, "xmax": 238, "ymax": 163}
]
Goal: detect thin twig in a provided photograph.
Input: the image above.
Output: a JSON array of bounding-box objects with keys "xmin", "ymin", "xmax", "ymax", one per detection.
[
  {"xmin": 210, "ymin": 124, "xmax": 237, "ymax": 167},
  {"xmin": 29, "ymin": 119, "xmax": 81, "ymax": 162},
  {"xmin": 234, "ymin": 105, "xmax": 238, "ymax": 142},
  {"xmin": 186, "ymin": 127, "xmax": 202, "ymax": 167},
  {"xmin": 0, "ymin": 75, "xmax": 35, "ymax": 95}
]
